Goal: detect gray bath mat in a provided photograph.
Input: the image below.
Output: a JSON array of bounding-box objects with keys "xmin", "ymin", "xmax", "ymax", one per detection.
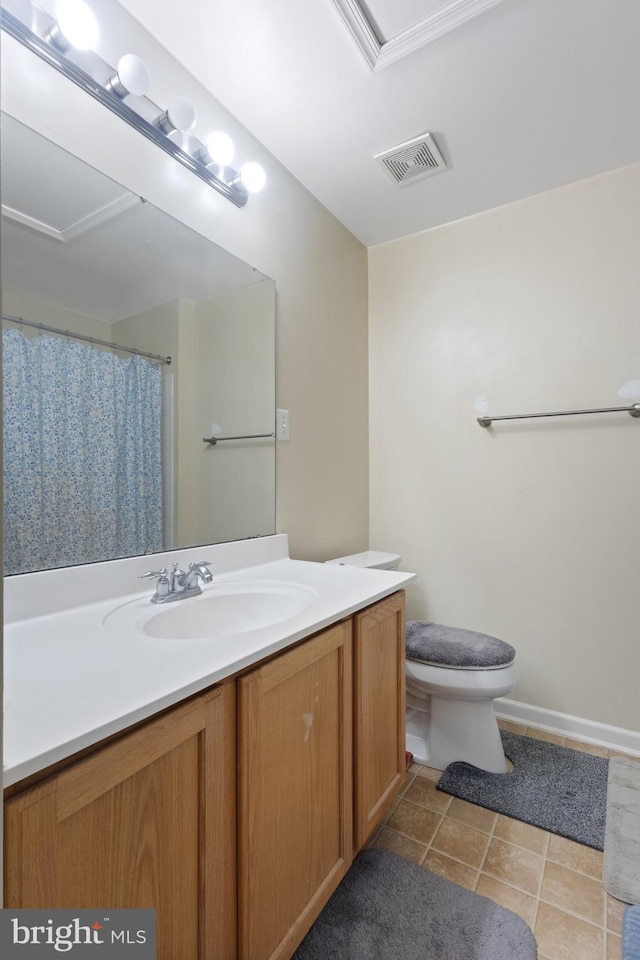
[
  {"xmin": 604, "ymin": 757, "xmax": 640, "ymax": 904},
  {"xmin": 623, "ymin": 906, "xmax": 640, "ymax": 960},
  {"xmin": 293, "ymin": 848, "xmax": 536, "ymax": 960},
  {"xmin": 437, "ymin": 730, "xmax": 608, "ymax": 849}
]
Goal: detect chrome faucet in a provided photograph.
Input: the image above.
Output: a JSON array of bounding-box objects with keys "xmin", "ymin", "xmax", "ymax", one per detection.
[
  {"xmin": 180, "ymin": 561, "xmax": 213, "ymax": 590},
  {"xmin": 140, "ymin": 560, "xmax": 212, "ymax": 603}
]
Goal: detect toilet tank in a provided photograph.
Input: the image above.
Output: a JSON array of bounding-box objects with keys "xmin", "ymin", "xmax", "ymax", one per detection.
[{"xmin": 325, "ymin": 550, "xmax": 401, "ymax": 570}]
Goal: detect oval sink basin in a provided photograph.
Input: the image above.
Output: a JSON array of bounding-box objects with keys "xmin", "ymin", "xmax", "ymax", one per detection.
[{"xmin": 104, "ymin": 580, "xmax": 319, "ymax": 640}]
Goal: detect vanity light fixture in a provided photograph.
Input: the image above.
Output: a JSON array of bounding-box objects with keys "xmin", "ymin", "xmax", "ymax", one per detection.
[{"xmin": 2, "ymin": 0, "xmax": 266, "ymax": 208}]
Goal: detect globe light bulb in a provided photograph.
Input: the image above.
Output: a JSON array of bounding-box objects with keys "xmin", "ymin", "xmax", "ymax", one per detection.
[
  {"xmin": 240, "ymin": 162, "xmax": 266, "ymax": 193},
  {"xmin": 205, "ymin": 131, "xmax": 234, "ymax": 167},
  {"xmin": 107, "ymin": 54, "xmax": 150, "ymax": 99},
  {"xmin": 157, "ymin": 98, "xmax": 197, "ymax": 134},
  {"xmin": 53, "ymin": 0, "xmax": 98, "ymax": 50}
]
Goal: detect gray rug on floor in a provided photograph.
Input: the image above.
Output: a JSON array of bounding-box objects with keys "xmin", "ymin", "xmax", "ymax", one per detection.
[
  {"xmin": 623, "ymin": 906, "xmax": 640, "ymax": 960},
  {"xmin": 436, "ymin": 730, "xmax": 608, "ymax": 850},
  {"xmin": 293, "ymin": 849, "xmax": 536, "ymax": 960},
  {"xmin": 604, "ymin": 757, "xmax": 640, "ymax": 904}
]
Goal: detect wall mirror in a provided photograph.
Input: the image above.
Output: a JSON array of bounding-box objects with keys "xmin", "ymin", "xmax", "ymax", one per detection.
[{"xmin": 2, "ymin": 113, "xmax": 276, "ymax": 575}]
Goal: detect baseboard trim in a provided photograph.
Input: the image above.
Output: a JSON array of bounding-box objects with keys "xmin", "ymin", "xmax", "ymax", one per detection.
[{"xmin": 496, "ymin": 697, "xmax": 640, "ymax": 757}]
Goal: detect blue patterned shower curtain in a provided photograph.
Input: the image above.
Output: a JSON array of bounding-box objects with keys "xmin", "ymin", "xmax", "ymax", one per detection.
[{"xmin": 3, "ymin": 328, "xmax": 163, "ymax": 575}]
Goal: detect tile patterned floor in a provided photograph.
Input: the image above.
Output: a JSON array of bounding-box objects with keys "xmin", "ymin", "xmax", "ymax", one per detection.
[{"xmin": 370, "ymin": 720, "xmax": 639, "ymax": 960}]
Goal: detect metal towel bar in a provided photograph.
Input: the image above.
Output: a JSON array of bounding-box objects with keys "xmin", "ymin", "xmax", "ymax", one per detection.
[
  {"xmin": 478, "ymin": 403, "xmax": 640, "ymax": 427},
  {"xmin": 202, "ymin": 433, "xmax": 275, "ymax": 445}
]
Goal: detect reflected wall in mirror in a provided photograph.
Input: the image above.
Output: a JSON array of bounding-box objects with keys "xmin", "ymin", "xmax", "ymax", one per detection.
[{"xmin": 1, "ymin": 114, "xmax": 276, "ymax": 575}]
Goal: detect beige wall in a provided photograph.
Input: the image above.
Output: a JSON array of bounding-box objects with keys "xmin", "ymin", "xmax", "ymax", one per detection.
[
  {"xmin": 3, "ymin": 289, "xmax": 114, "ymax": 340},
  {"xmin": 1, "ymin": 18, "xmax": 369, "ymax": 563},
  {"xmin": 369, "ymin": 162, "xmax": 640, "ymax": 732},
  {"xmin": 190, "ymin": 281, "xmax": 276, "ymax": 546}
]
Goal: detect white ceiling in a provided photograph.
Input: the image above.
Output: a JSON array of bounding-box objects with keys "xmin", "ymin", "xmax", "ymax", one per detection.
[{"xmin": 120, "ymin": 0, "xmax": 640, "ymax": 246}]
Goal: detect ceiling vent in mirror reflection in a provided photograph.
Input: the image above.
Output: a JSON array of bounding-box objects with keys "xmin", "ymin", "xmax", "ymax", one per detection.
[{"xmin": 1, "ymin": 0, "xmax": 266, "ymax": 206}]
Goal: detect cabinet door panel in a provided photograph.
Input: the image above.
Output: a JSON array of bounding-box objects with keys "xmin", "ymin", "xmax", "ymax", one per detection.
[
  {"xmin": 4, "ymin": 683, "xmax": 236, "ymax": 960},
  {"xmin": 354, "ymin": 591, "xmax": 406, "ymax": 849},
  {"xmin": 238, "ymin": 621, "xmax": 353, "ymax": 960}
]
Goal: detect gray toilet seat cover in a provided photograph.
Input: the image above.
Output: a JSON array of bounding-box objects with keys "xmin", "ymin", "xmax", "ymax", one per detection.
[{"xmin": 406, "ymin": 620, "xmax": 516, "ymax": 670}]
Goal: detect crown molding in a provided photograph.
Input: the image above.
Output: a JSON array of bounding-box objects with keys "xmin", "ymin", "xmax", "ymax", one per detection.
[
  {"xmin": 331, "ymin": 0, "xmax": 509, "ymax": 71},
  {"xmin": 1, "ymin": 193, "xmax": 140, "ymax": 242}
]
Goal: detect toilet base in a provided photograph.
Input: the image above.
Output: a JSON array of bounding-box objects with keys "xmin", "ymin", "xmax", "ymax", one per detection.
[{"xmin": 406, "ymin": 697, "xmax": 508, "ymax": 773}]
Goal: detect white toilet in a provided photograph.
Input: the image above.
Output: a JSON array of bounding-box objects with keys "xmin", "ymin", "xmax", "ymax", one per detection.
[
  {"xmin": 405, "ymin": 624, "xmax": 516, "ymax": 774},
  {"xmin": 327, "ymin": 551, "xmax": 516, "ymax": 775}
]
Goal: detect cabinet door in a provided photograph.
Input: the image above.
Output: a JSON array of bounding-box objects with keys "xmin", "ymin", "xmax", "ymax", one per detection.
[
  {"xmin": 4, "ymin": 682, "xmax": 236, "ymax": 960},
  {"xmin": 238, "ymin": 621, "xmax": 353, "ymax": 960},
  {"xmin": 353, "ymin": 591, "xmax": 406, "ymax": 850}
]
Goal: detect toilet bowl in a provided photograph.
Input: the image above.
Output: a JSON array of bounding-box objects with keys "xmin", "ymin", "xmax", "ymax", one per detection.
[
  {"xmin": 325, "ymin": 552, "xmax": 515, "ymax": 775},
  {"xmin": 406, "ymin": 656, "xmax": 516, "ymax": 773},
  {"xmin": 405, "ymin": 619, "xmax": 516, "ymax": 772}
]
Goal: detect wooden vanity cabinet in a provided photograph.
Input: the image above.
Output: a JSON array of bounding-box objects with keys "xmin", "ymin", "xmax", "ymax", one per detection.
[
  {"xmin": 237, "ymin": 619, "xmax": 353, "ymax": 960},
  {"xmin": 353, "ymin": 591, "xmax": 406, "ymax": 850},
  {"xmin": 3, "ymin": 682, "xmax": 237, "ymax": 960},
  {"xmin": 4, "ymin": 590, "xmax": 406, "ymax": 960}
]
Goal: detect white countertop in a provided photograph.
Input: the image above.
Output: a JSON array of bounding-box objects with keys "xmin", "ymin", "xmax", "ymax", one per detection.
[{"xmin": 4, "ymin": 536, "xmax": 415, "ymax": 787}]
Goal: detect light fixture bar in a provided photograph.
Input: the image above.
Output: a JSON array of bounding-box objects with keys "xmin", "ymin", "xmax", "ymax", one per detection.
[{"xmin": 1, "ymin": 3, "xmax": 250, "ymax": 207}]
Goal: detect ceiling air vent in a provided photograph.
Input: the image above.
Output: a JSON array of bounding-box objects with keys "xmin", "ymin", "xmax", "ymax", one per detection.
[{"xmin": 375, "ymin": 133, "xmax": 447, "ymax": 187}]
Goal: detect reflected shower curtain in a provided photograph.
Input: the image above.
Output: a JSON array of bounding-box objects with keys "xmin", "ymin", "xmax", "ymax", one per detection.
[{"xmin": 3, "ymin": 329, "xmax": 163, "ymax": 575}]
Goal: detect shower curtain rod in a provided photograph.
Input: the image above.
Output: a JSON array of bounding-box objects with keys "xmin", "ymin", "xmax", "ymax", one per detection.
[{"xmin": 3, "ymin": 314, "xmax": 172, "ymax": 365}]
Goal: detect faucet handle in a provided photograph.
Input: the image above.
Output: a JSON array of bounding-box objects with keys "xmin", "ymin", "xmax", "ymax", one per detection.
[
  {"xmin": 139, "ymin": 568, "xmax": 170, "ymax": 602},
  {"xmin": 138, "ymin": 567, "xmax": 170, "ymax": 603},
  {"xmin": 139, "ymin": 568, "xmax": 168, "ymax": 580},
  {"xmin": 189, "ymin": 560, "xmax": 211, "ymax": 569}
]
